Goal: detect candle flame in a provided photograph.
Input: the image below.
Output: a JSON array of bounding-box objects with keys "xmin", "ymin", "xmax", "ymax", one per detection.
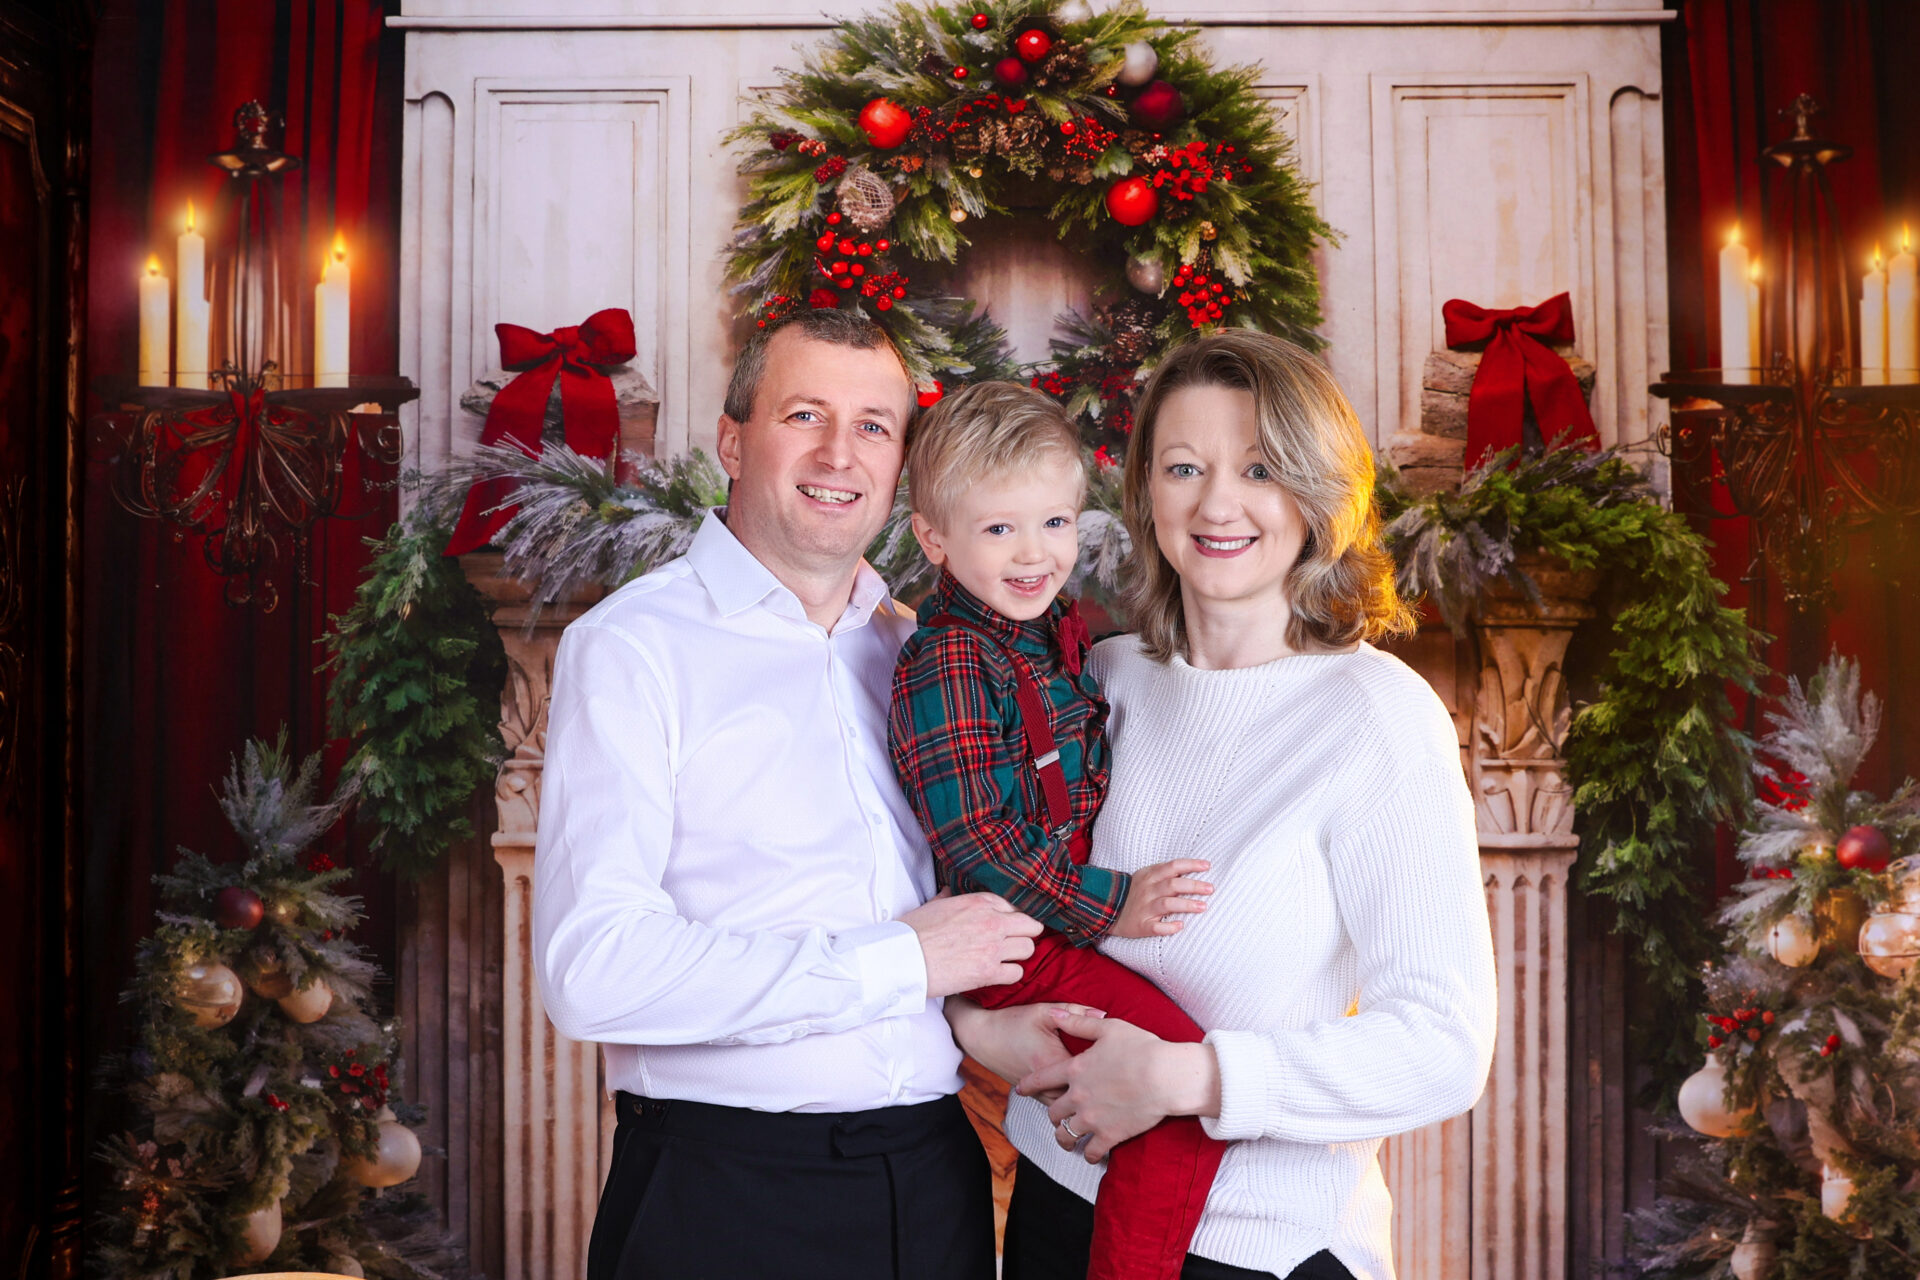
[
  {"xmin": 1749, "ymin": 260, "xmax": 1761, "ymax": 283},
  {"xmin": 1874, "ymin": 245, "xmax": 1884, "ymax": 269},
  {"xmin": 145, "ymin": 254, "xmax": 162, "ymax": 276},
  {"xmin": 331, "ymin": 231, "xmax": 348, "ymax": 263},
  {"xmin": 1727, "ymin": 222, "xmax": 1744, "ymax": 247},
  {"xmin": 185, "ymin": 200, "xmax": 195, "ymax": 233}
]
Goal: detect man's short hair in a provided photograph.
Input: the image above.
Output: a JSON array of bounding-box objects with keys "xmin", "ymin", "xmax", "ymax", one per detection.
[
  {"xmin": 906, "ymin": 380, "xmax": 1086, "ymax": 529},
  {"xmin": 723, "ymin": 308, "xmax": 910, "ymax": 424}
]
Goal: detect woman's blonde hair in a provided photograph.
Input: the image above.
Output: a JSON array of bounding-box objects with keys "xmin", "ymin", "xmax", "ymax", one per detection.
[
  {"xmin": 1120, "ymin": 329, "xmax": 1414, "ymax": 661},
  {"xmin": 907, "ymin": 381, "xmax": 1085, "ymax": 527}
]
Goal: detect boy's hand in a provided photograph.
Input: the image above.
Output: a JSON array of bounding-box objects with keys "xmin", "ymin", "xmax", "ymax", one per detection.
[{"xmin": 1109, "ymin": 860, "xmax": 1213, "ymax": 939}]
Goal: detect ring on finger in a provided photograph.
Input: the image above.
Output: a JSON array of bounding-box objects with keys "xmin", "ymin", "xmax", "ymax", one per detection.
[{"xmin": 1058, "ymin": 1116, "xmax": 1082, "ymax": 1140}]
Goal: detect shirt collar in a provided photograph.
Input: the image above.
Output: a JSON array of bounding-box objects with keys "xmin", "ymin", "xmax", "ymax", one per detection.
[
  {"xmin": 687, "ymin": 508, "xmax": 897, "ymax": 632},
  {"xmin": 920, "ymin": 570, "xmax": 1062, "ymax": 658}
]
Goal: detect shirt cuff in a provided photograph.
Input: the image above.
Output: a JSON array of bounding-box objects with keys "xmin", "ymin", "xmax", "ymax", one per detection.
[
  {"xmin": 1200, "ymin": 1028, "xmax": 1278, "ymax": 1141},
  {"xmin": 835, "ymin": 921, "xmax": 929, "ymax": 1020}
]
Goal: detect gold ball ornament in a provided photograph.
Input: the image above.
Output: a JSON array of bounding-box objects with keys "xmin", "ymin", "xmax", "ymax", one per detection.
[
  {"xmin": 1765, "ymin": 914, "xmax": 1820, "ymax": 967},
  {"xmin": 1729, "ymin": 1221, "xmax": 1777, "ymax": 1280},
  {"xmin": 1859, "ymin": 910, "xmax": 1920, "ymax": 978},
  {"xmin": 175, "ymin": 962, "xmax": 244, "ymax": 1028},
  {"xmin": 1117, "ymin": 40, "xmax": 1159, "ymax": 87},
  {"xmin": 277, "ymin": 977, "xmax": 334, "ymax": 1024},
  {"xmin": 244, "ymin": 951, "xmax": 295, "ymax": 999},
  {"xmin": 949, "ymin": 205, "xmax": 967, "ymax": 223},
  {"xmin": 1821, "ymin": 1164, "xmax": 1857, "ymax": 1221},
  {"xmin": 327, "ymin": 1256, "xmax": 367, "ymax": 1278},
  {"xmin": 234, "ymin": 1199, "xmax": 283, "ymax": 1265},
  {"xmin": 1816, "ymin": 887, "xmax": 1870, "ymax": 956},
  {"xmin": 1677, "ymin": 1056, "xmax": 1754, "ymax": 1138},
  {"xmin": 343, "ymin": 1107, "xmax": 423, "ymax": 1188},
  {"xmin": 1886, "ymin": 855, "xmax": 1920, "ymax": 913}
]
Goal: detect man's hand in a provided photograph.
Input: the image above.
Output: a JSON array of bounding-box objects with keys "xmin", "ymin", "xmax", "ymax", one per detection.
[
  {"xmin": 902, "ymin": 890, "xmax": 1043, "ymax": 997},
  {"xmin": 945, "ymin": 997, "xmax": 1104, "ymax": 1089},
  {"xmin": 1110, "ymin": 859, "xmax": 1213, "ymax": 939}
]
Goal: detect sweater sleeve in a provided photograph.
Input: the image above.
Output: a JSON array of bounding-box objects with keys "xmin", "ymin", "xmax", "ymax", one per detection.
[
  {"xmin": 888, "ymin": 629, "xmax": 1128, "ymax": 942},
  {"xmin": 1201, "ymin": 754, "xmax": 1497, "ymax": 1145}
]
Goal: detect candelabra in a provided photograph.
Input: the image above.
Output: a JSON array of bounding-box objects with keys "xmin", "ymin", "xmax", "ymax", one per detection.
[
  {"xmin": 111, "ymin": 101, "xmax": 416, "ymax": 610},
  {"xmin": 1652, "ymin": 95, "xmax": 1920, "ymax": 614}
]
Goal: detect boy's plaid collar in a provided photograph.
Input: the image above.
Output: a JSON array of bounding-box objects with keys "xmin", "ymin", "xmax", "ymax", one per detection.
[{"xmin": 920, "ymin": 571, "xmax": 1088, "ymax": 674}]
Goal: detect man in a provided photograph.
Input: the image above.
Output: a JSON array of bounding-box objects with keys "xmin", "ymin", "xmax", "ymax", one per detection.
[{"xmin": 534, "ymin": 309, "xmax": 1048, "ymax": 1280}]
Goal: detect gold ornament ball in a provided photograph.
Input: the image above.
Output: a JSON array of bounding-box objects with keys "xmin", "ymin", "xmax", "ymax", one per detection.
[
  {"xmin": 234, "ymin": 1199, "xmax": 283, "ymax": 1265},
  {"xmin": 344, "ymin": 1109, "xmax": 423, "ymax": 1189},
  {"xmin": 1859, "ymin": 911, "xmax": 1920, "ymax": 978},
  {"xmin": 1728, "ymin": 1222, "xmax": 1777, "ymax": 1280},
  {"xmin": 1887, "ymin": 855, "xmax": 1920, "ymax": 913},
  {"xmin": 244, "ymin": 952, "xmax": 295, "ymax": 1000},
  {"xmin": 327, "ymin": 1256, "xmax": 367, "ymax": 1278},
  {"xmin": 277, "ymin": 977, "xmax": 334, "ymax": 1024},
  {"xmin": 1766, "ymin": 913, "xmax": 1819, "ymax": 967},
  {"xmin": 1117, "ymin": 40, "xmax": 1159, "ymax": 87},
  {"xmin": 949, "ymin": 206, "xmax": 967, "ymax": 223},
  {"xmin": 175, "ymin": 962, "xmax": 244, "ymax": 1028},
  {"xmin": 1676, "ymin": 1056, "xmax": 1753, "ymax": 1138},
  {"xmin": 1816, "ymin": 887, "xmax": 1870, "ymax": 956}
]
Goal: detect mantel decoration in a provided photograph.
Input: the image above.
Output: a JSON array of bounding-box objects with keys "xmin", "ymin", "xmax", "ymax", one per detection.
[
  {"xmin": 114, "ymin": 100, "xmax": 418, "ymax": 610},
  {"xmin": 92, "ymin": 736, "xmax": 448, "ymax": 1280},
  {"xmin": 1381, "ymin": 445, "xmax": 1762, "ymax": 1083},
  {"xmin": 724, "ymin": 0, "xmax": 1333, "ymax": 443},
  {"xmin": 1629, "ymin": 656, "xmax": 1920, "ymax": 1280},
  {"xmin": 1653, "ymin": 94, "xmax": 1920, "ymax": 613}
]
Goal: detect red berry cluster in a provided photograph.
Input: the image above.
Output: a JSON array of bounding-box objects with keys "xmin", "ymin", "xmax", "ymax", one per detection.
[
  {"xmin": 1758, "ymin": 769, "xmax": 1810, "ymax": 811},
  {"xmin": 1752, "ymin": 865, "xmax": 1796, "ymax": 880},
  {"xmin": 1149, "ymin": 141, "xmax": 1217, "ymax": 202},
  {"xmin": 796, "ymin": 138, "xmax": 828, "ymax": 157},
  {"xmin": 1096, "ymin": 371, "xmax": 1139, "ymax": 434},
  {"xmin": 860, "ymin": 270, "xmax": 909, "ymax": 310},
  {"xmin": 263, "ymin": 1092, "xmax": 291, "ymax": 1111},
  {"xmin": 815, "ymin": 226, "xmax": 893, "ymax": 295},
  {"xmin": 1820, "ymin": 1032, "xmax": 1842, "ymax": 1058},
  {"xmin": 324, "ymin": 1048, "xmax": 392, "ymax": 1112},
  {"xmin": 1704, "ymin": 1002, "xmax": 1774, "ymax": 1049},
  {"xmin": 951, "ymin": 92, "xmax": 1029, "ymax": 129},
  {"xmin": 906, "ymin": 105, "xmax": 952, "ymax": 147},
  {"xmin": 1057, "ymin": 115, "xmax": 1118, "ymax": 162},
  {"xmin": 1029, "ymin": 370, "xmax": 1073, "ymax": 396},
  {"xmin": 1093, "ymin": 444, "xmax": 1118, "ymax": 470},
  {"xmin": 813, "ymin": 155, "xmax": 848, "ymax": 184},
  {"xmin": 1172, "ymin": 261, "xmax": 1231, "ymax": 327},
  {"xmin": 306, "ymin": 852, "xmax": 336, "ymax": 872},
  {"xmin": 756, "ymin": 294, "xmax": 801, "ymax": 329},
  {"xmin": 769, "ymin": 131, "xmax": 797, "ymax": 151}
]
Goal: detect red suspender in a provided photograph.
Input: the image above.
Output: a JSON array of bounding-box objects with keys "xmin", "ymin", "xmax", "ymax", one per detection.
[{"xmin": 924, "ymin": 613, "xmax": 1074, "ymax": 834}]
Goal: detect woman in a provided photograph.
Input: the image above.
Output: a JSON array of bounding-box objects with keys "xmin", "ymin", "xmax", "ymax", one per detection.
[{"xmin": 966, "ymin": 329, "xmax": 1497, "ymax": 1280}]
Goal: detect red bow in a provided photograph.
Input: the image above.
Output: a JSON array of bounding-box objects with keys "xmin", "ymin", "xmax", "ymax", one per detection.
[
  {"xmin": 445, "ymin": 308, "xmax": 637, "ymax": 556},
  {"xmin": 1057, "ymin": 599, "xmax": 1091, "ymax": 676},
  {"xmin": 1441, "ymin": 293, "xmax": 1599, "ymax": 470}
]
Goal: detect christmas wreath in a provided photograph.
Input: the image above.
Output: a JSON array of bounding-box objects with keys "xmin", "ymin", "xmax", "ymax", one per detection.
[{"xmin": 726, "ymin": 0, "xmax": 1333, "ymax": 444}]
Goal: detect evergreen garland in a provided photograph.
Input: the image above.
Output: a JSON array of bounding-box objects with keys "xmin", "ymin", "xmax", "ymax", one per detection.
[
  {"xmin": 1382, "ymin": 447, "xmax": 1764, "ymax": 1085},
  {"xmin": 323, "ymin": 497, "xmax": 506, "ymax": 876}
]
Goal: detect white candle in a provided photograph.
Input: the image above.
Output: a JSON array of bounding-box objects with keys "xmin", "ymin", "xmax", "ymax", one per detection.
[
  {"xmin": 1862, "ymin": 247, "xmax": 1888, "ymax": 381},
  {"xmin": 1890, "ymin": 225, "xmax": 1918, "ymax": 375},
  {"xmin": 1720, "ymin": 223, "xmax": 1753, "ymax": 381},
  {"xmin": 175, "ymin": 201, "xmax": 209, "ymax": 387},
  {"xmin": 138, "ymin": 255, "xmax": 170, "ymax": 386},
  {"xmin": 1748, "ymin": 259, "xmax": 1762, "ymax": 371},
  {"xmin": 314, "ymin": 231, "xmax": 350, "ymax": 388}
]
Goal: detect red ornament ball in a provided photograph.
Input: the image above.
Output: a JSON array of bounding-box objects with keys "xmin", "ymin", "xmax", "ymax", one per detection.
[
  {"xmin": 970, "ymin": 11, "xmax": 990, "ymax": 28},
  {"xmin": 1014, "ymin": 29, "xmax": 1052, "ymax": 62},
  {"xmin": 809, "ymin": 288, "xmax": 840, "ymax": 308},
  {"xmin": 993, "ymin": 57, "xmax": 1029, "ymax": 89},
  {"xmin": 876, "ymin": 238, "xmax": 890, "ymax": 252},
  {"xmin": 858, "ymin": 98, "xmax": 913, "ymax": 150},
  {"xmin": 1837, "ymin": 824, "xmax": 1893, "ymax": 872},
  {"xmin": 952, "ymin": 66, "xmax": 969, "ymax": 79},
  {"xmin": 214, "ymin": 886, "xmax": 265, "ymax": 931},
  {"xmin": 876, "ymin": 296, "xmax": 893, "ymax": 311},
  {"xmin": 1104, "ymin": 176, "xmax": 1160, "ymax": 227},
  {"xmin": 826, "ymin": 211, "xmax": 842, "ymax": 225},
  {"xmin": 1130, "ymin": 79, "xmax": 1184, "ymax": 128},
  {"xmin": 917, "ymin": 381, "xmax": 946, "ymax": 408}
]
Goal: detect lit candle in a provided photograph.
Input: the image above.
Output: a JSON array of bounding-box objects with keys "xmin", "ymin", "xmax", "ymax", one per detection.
[
  {"xmin": 314, "ymin": 231, "xmax": 350, "ymax": 388},
  {"xmin": 138, "ymin": 255, "xmax": 170, "ymax": 386},
  {"xmin": 1747, "ymin": 259, "xmax": 1762, "ymax": 371},
  {"xmin": 176, "ymin": 201, "xmax": 209, "ymax": 387},
  {"xmin": 1720, "ymin": 223, "xmax": 1753, "ymax": 381},
  {"xmin": 1891, "ymin": 225, "xmax": 1918, "ymax": 375},
  {"xmin": 1862, "ymin": 247, "xmax": 1887, "ymax": 381}
]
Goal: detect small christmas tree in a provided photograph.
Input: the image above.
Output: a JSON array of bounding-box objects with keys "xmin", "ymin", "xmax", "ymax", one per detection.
[
  {"xmin": 93, "ymin": 735, "xmax": 448, "ymax": 1280},
  {"xmin": 1629, "ymin": 655, "xmax": 1920, "ymax": 1278}
]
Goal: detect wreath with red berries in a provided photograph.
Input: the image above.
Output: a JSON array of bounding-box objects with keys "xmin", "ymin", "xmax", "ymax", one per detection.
[{"xmin": 726, "ymin": 0, "xmax": 1333, "ymax": 447}]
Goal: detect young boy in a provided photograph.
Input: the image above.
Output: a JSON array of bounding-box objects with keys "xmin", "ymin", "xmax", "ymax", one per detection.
[{"xmin": 888, "ymin": 381, "xmax": 1226, "ymax": 1280}]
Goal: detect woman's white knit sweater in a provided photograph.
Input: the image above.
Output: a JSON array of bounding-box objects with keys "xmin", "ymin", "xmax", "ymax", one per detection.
[{"xmin": 1004, "ymin": 636, "xmax": 1498, "ymax": 1280}]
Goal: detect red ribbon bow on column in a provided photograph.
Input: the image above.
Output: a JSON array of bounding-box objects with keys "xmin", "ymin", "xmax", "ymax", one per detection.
[
  {"xmin": 1441, "ymin": 293, "xmax": 1599, "ymax": 470},
  {"xmin": 444, "ymin": 308, "xmax": 637, "ymax": 556}
]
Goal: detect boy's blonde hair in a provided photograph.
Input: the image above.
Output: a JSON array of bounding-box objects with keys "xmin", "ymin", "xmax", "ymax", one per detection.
[{"xmin": 906, "ymin": 381, "xmax": 1086, "ymax": 527}]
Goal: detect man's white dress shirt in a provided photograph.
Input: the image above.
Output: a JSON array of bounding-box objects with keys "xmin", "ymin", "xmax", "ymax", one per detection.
[{"xmin": 533, "ymin": 510, "xmax": 964, "ymax": 1113}]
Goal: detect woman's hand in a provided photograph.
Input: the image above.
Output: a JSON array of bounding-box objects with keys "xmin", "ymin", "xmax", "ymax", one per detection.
[
  {"xmin": 945, "ymin": 997, "xmax": 1106, "ymax": 1089},
  {"xmin": 1016, "ymin": 1012, "xmax": 1223, "ymax": 1163}
]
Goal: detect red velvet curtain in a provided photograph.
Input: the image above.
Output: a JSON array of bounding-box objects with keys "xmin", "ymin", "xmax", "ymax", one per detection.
[
  {"xmin": 1664, "ymin": 0, "xmax": 1920, "ymax": 893},
  {"xmin": 83, "ymin": 0, "xmax": 403, "ymax": 1141}
]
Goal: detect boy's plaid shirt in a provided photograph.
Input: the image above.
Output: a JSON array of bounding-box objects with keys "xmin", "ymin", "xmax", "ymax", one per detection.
[{"xmin": 887, "ymin": 572, "xmax": 1126, "ymax": 943}]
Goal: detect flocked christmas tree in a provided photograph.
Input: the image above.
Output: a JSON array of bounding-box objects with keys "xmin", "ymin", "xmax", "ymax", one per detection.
[
  {"xmin": 1629, "ymin": 654, "xmax": 1920, "ymax": 1278},
  {"xmin": 93, "ymin": 735, "xmax": 448, "ymax": 1280}
]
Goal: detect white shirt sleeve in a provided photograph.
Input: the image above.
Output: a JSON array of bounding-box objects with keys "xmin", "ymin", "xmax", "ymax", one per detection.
[
  {"xmin": 532, "ymin": 621, "xmax": 929, "ymax": 1047},
  {"xmin": 1201, "ymin": 755, "xmax": 1498, "ymax": 1144}
]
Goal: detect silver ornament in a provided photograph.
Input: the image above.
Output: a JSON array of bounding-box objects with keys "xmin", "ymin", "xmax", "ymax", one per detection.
[
  {"xmin": 1055, "ymin": 0, "xmax": 1094, "ymax": 22},
  {"xmin": 1125, "ymin": 255, "xmax": 1166, "ymax": 295},
  {"xmin": 1117, "ymin": 41, "xmax": 1159, "ymax": 88}
]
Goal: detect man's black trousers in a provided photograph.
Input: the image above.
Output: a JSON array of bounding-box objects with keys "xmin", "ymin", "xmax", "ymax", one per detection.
[{"xmin": 589, "ymin": 1090, "xmax": 996, "ymax": 1280}]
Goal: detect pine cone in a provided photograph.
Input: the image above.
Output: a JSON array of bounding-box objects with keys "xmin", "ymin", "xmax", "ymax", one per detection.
[
  {"xmin": 1034, "ymin": 44, "xmax": 1090, "ymax": 89},
  {"xmin": 918, "ymin": 51, "xmax": 950, "ymax": 77}
]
